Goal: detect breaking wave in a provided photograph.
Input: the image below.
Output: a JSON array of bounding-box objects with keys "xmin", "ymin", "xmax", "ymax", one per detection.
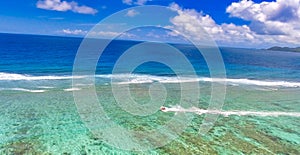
[{"xmin": 1, "ymin": 72, "xmax": 300, "ymax": 88}]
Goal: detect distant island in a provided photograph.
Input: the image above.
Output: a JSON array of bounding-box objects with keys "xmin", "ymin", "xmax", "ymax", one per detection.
[{"xmin": 267, "ymin": 46, "xmax": 300, "ymax": 52}]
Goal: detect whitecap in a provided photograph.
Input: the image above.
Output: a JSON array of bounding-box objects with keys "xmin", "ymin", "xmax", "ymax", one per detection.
[
  {"xmin": 7, "ymin": 88, "xmax": 47, "ymax": 93},
  {"xmin": 63, "ymin": 88, "xmax": 81, "ymax": 92}
]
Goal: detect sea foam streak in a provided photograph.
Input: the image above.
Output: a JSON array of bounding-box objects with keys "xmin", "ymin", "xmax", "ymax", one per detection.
[
  {"xmin": 1, "ymin": 72, "xmax": 300, "ymax": 87},
  {"xmin": 161, "ymin": 106, "xmax": 300, "ymax": 117},
  {"xmin": 0, "ymin": 88, "xmax": 47, "ymax": 93},
  {"xmin": 108, "ymin": 74, "xmax": 300, "ymax": 87},
  {"xmin": 63, "ymin": 88, "xmax": 81, "ymax": 91},
  {"xmin": 0, "ymin": 72, "xmax": 85, "ymax": 81},
  {"xmin": 37, "ymin": 86, "xmax": 55, "ymax": 89}
]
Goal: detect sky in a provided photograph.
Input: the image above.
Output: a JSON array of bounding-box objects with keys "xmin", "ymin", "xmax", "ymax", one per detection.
[{"xmin": 0, "ymin": 0, "xmax": 299, "ymax": 48}]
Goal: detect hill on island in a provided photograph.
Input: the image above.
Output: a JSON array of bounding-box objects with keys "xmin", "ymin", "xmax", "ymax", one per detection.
[{"xmin": 267, "ymin": 46, "xmax": 300, "ymax": 52}]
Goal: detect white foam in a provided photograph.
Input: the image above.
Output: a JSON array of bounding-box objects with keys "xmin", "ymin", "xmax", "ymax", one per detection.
[
  {"xmin": 110, "ymin": 74, "xmax": 300, "ymax": 87},
  {"xmin": 37, "ymin": 86, "xmax": 55, "ymax": 89},
  {"xmin": 161, "ymin": 106, "xmax": 300, "ymax": 117},
  {"xmin": 224, "ymin": 78, "xmax": 300, "ymax": 87},
  {"xmin": 5, "ymin": 88, "xmax": 47, "ymax": 93},
  {"xmin": 1, "ymin": 72, "xmax": 300, "ymax": 88},
  {"xmin": 117, "ymin": 79, "xmax": 154, "ymax": 84},
  {"xmin": 63, "ymin": 88, "xmax": 81, "ymax": 91},
  {"xmin": 0, "ymin": 72, "xmax": 85, "ymax": 81},
  {"xmin": 74, "ymin": 83, "xmax": 93, "ymax": 86}
]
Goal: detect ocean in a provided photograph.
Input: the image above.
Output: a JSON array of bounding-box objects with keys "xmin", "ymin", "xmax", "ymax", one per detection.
[{"xmin": 0, "ymin": 33, "xmax": 299, "ymax": 154}]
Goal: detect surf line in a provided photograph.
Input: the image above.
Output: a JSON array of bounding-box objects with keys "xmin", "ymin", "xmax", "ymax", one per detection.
[{"xmin": 160, "ymin": 106, "xmax": 300, "ymax": 117}]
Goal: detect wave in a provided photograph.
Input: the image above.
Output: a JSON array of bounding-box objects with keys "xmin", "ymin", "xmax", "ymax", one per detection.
[
  {"xmin": 1, "ymin": 72, "xmax": 300, "ymax": 88},
  {"xmin": 0, "ymin": 88, "xmax": 47, "ymax": 93},
  {"xmin": 63, "ymin": 88, "xmax": 81, "ymax": 92},
  {"xmin": 0, "ymin": 72, "xmax": 85, "ymax": 81},
  {"xmin": 37, "ymin": 86, "xmax": 55, "ymax": 89},
  {"xmin": 199, "ymin": 78, "xmax": 300, "ymax": 87},
  {"xmin": 103, "ymin": 74, "xmax": 300, "ymax": 87},
  {"xmin": 161, "ymin": 106, "xmax": 300, "ymax": 117}
]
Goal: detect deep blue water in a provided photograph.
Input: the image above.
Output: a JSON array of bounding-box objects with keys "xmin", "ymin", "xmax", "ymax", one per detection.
[{"xmin": 0, "ymin": 33, "xmax": 300, "ymax": 82}]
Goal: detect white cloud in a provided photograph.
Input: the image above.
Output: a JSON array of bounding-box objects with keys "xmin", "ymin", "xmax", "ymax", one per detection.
[
  {"xmin": 94, "ymin": 31, "xmax": 120, "ymax": 37},
  {"xmin": 135, "ymin": 0, "xmax": 148, "ymax": 5},
  {"xmin": 37, "ymin": 0, "xmax": 98, "ymax": 15},
  {"xmin": 227, "ymin": 0, "xmax": 300, "ymax": 22},
  {"xmin": 125, "ymin": 9, "xmax": 139, "ymax": 17},
  {"xmin": 122, "ymin": 0, "xmax": 133, "ymax": 5},
  {"xmin": 72, "ymin": 4, "xmax": 98, "ymax": 14},
  {"xmin": 146, "ymin": 32, "xmax": 160, "ymax": 38},
  {"xmin": 88, "ymin": 31, "xmax": 136, "ymax": 39},
  {"xmin": 168, "ymin": 2, "xmax": 300, "ymax": 48},
  {"xmin": 62, "ymin": 29, "xmax": 87, "ymax": 35},
  {"xmin": 169, "ymin": 3, "xmax": 256, "ymax": 46},
  {"xmin": 88, "ymin": 31, "xmax": 121, "ymax": 38},
  {"xmin": 226, "ymin": 0, "xmax": 300, "ymax": 35},
  {"xmin": 122, "ymin": 0, "xmax": 150, "ymax": 5}
]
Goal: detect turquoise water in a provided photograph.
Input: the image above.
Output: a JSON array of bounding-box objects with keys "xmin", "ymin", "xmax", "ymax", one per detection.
[
  {"xmin": 0, "ymin": 33, "xmax": 300, "ymax": 154},
  {"xmin": 0, "ymin": 83, "xmax": 299, "ymax": 154}
]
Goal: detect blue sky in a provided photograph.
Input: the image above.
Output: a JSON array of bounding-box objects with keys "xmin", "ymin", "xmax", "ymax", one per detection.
[
  {"xmin": 0, "ymin": 0, "xmax": 299, "ymax": 48},
  {"xmin": 0, "ymin": 0, "xmax": 242, "ymax": 34}
]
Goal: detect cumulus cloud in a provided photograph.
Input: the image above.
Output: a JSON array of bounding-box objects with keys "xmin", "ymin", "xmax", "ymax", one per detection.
[
  {"xmin": 122, "ymin": 0, "xmax": 133, "ymax": 5},
  {"xmin": 88, "ymin": 31, "xmax": 137, "ymax": 39},
  {"xmin": 62, "ymin": 29, "xmax": 87, "ymax": 35},
  {"xmin": 90, "ymin": 31, "xmax": 120, "ymax": 37},
  {"xmin": 125, "ymin": 9, "xmax": 139, "ymax": 17},
  {"xmin": 226, "ymin": 0, "xmax": 300, "ymax": 35},
  {"xmin": 227, "ymin": 0, "xmax": 300, "ymax": 22},
  {"xmin": 168, "ymin": 3, "xmax": 257, "ymax": 46},
  {"xmin": 168, "ymin": 2, "xmax": 300, "ymax": 47},
  {"xmin": 122, "ymin": 0, "xmax": 150, "ymax": 5},
  {"xmin": 135, "ymin": 0, "xmax": 148, "ymax": 5},
  {"xmin": 37, "ymin": 0, "xmax": 98, "ymax": 15}
]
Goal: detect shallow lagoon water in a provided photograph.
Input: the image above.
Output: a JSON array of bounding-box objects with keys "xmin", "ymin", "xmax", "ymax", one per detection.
[{"xmin": 0, "ymin": 81, "xmax": 299, "ymax": 154}]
